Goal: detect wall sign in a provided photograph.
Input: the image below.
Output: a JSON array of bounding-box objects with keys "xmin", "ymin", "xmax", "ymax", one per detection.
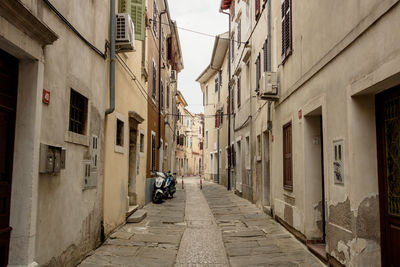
[{"xmin": 42, "ymin": 89, "xmax": 50, "ymax": 104}]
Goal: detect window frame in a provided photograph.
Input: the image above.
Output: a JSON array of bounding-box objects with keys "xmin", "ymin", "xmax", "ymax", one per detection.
[
  {"xmin": 69, "ymin": 89, "xmax": 88, "ymax": 135},
  {"xmin": 283, "ymin": 122, "xmax": 293, "ymax": 191},
  {"xmin": 152, "ymin": 0, "xmax": 158, "ymax": 37},
  {"xmin": 152, "ymin": 60, "xmax": 157, "ymax": 100},
  {"xmin": 281, "ymin": 0, "xmax": 293, "ymax": 62}
]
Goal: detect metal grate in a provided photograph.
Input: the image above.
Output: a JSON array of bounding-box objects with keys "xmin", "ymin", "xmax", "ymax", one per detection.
[
  {"xmin": 116, "ymin": 15, "xmax": 126, "ymax": 40},
  {"xmin": 69, "ymin": 89, "xmax": 87, "ymax": 134}
]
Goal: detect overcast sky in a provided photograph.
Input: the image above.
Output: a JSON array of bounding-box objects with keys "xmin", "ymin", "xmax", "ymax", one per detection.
[{"xmin": 169, "ymin": 0, "xmax": 228, "ymax": 114}]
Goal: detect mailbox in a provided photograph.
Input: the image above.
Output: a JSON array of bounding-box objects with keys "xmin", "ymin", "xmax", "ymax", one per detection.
[{"xmin": 39, "ymin": 144, "xmax": 66, "ymax": 174}]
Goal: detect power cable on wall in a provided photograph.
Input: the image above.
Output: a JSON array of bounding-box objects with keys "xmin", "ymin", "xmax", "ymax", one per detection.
[
  {"xmin": 43, "ymin": 0, "xmax": 107, "ymax": 59},
  {"xmin": 149, "ymin": 19, "xmax": 246, "ymax": 45}
]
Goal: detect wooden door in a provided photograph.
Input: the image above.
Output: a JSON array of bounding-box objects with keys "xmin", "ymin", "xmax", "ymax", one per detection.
[
  {"xmin": 376, "ymin": 86, "xmax": 400, "ymax": 267},
  {"xmin": 0, "ymin": 49, "xmax": 18, "ymax": 266}
]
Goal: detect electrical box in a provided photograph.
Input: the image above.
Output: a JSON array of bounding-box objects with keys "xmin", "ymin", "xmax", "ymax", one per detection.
[
  {"xmin": 333, "ymin": 140, "xmax": 344, "ymax": 184},
  {"xmin": 83, "ymin": 135, "xmax": 99, "ymax": 189},
  {"xmin": 39, "ymin": 144, "xmax": 66, "ymax": 174}
]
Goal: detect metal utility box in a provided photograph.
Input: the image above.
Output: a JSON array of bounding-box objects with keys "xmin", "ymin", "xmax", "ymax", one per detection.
[{"xmin": 39, "ymin": 144, "xmax": 66, "ymax": 174}]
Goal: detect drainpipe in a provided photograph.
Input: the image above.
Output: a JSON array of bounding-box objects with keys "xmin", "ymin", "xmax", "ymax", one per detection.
[
  {"xmin": 267, "ymin": 0, "xmax": 271, "ymax": 71},
  {"xmin": 158, "ymin": 10, "xmax": 167, "ymax": 150},
  {"xmin": 220, "ymin": 9, "xmax": 231, "ymax": 190},
  {"xmin": 106, "ymin": 0, "xmax": 115, "ymax": 115}
]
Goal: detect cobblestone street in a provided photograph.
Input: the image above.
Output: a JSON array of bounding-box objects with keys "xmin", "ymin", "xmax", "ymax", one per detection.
[{"xmin": 78, "ymin": 177, "xmax": 324, "ymax": 266}]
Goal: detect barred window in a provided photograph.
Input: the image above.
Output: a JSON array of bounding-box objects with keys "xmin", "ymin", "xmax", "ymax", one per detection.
[{"xmin": 69, "ymin": 89, "xmax": 87, "ymax": 134}]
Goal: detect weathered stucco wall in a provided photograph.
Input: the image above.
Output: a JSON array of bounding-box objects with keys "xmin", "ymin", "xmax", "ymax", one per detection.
[{"xmin": 34, "ymin": 0, "xmax": 109, "ymax": 266}]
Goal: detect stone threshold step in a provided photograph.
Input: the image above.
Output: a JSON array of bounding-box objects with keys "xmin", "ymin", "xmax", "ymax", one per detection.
[
  {"xmin": 127, "ymin": 209, "xmax": 147, "ymax": 223},
  {"xmin": 307, "ymin": 242, "xmax": 328, "ymax": 263},
  {"xmin": 126, "ymin": 205, "xmax": 139, "ymax": 218}
]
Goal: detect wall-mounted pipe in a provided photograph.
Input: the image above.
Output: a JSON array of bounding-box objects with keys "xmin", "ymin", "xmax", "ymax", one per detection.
[
  {"xmin": 220, "ymin": 10, "xmax": 231, "ymax": 191},
  {"xmin": 158, "ymin": 10, "xmax": 167, "ymax": 149},
  {"xmin": 106, "ymin": 0, "xmax": 116, "ymax": 115}
]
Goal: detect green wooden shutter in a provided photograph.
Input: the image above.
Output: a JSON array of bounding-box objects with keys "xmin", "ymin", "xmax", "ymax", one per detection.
[{"xmin": 121, "ymin": 0, "xmax": 145, "ymax": 41}]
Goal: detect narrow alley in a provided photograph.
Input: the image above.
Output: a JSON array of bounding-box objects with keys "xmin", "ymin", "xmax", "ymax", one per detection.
[{"xmin": 78, "ymin": 177, "xmax": 323, "ymax": 266}]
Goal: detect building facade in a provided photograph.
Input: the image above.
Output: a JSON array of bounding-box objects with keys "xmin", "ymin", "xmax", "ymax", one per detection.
[
  {"xmin": 103, "ymin": 0, "xmax": 149, "ymax": 236},
  {"xmin": 145, "ymin": 0, "xmax": 183, "ymax": 202},
  {"xmin": 197, "ymin": 33, "xmax": 230, "ymax": 186},
  {"xmin": 0, "ymin": 0, "xmax": 108, "ymax": 265},
  {"xmin": 203, "ymin": 0, "xmax": 400, "ymax": 266}
]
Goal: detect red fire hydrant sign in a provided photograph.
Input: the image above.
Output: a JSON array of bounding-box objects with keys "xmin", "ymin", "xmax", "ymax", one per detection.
[{"xmin": 42, "ymin": 89, "xmax": 50, "ymax": 104}]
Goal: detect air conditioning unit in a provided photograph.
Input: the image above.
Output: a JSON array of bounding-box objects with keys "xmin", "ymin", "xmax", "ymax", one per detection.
[
  {"xmin": 116, "ymin": 13, "xmax": 135, "ymax": 52},
  {"xmin": 260, "ymin": 72, "xmax": 279, "ymax": 100},
  {"xmin": 170, "ymin": 70, "xmax": 177, "ymax": 83}
]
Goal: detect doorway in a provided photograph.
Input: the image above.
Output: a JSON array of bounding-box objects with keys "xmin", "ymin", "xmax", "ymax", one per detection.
[
  {"xmin": 0, "ymin": 49, "xmax": 18, "ymax": 265},
  {"xmin": 263, "ymin": 131, "xmax": 270, "ymax": 207},
  {"xmin": 376, "ymin": 86, "xmax": 400, "ymax": 267},
  {"xmin": 128, "ymin": 119, "xmax": 138, "ymax": 206},
  {"xmin": 304, "ymin": 110, "xmax": 326, "ymax": 258},
  {"xmin": 236, "ymin": 141, "xmax": 242, "ymax": 192}
]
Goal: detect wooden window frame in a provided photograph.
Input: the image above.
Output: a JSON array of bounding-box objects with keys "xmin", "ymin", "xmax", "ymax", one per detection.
[
  {"xmin": 152, "ymin": 0, "xmax": 158, "ymax": 37},
  {"xmin": 283, "ymin": 122, "xmax": 293, "ymax": 191},
  {"xmin": 69, "ymin": 89, "xmax": 88, "ymax": 135},
  {"xmin": 152, "ymin": 61, "xmax": 157, "ymax": 100},
  {"xmin": 255, "ymin": 54, "xmax": 261, "ymax": 92},
  {"xmin": 237, "ymin": 19, "xmax": 241, "ymax": 48},
  {"xmin": 281, "ymin": 0, "xmax": 292, "ymax": 63}
]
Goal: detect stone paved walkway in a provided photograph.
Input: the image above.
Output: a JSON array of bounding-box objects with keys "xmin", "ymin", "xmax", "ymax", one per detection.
[
  {"xmin": 78, "ymin": 176, "xmax": 324, "ymax": 267},
  {"xmin": 78, "ymin": 185, "xmax": 186, "ymax": 267},
  {"xmin": 202, "ymin": 181, "xmax": 325, "ymax": 267},
  {"xmin": 175, "ymin": 177, "xmax": 229, "ymax": 266}
]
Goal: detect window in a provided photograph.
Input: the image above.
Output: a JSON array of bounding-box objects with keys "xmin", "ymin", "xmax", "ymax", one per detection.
[
  {"xmin": 140, "ymin": 132, "xmax": 145, "ymax": 152},
  {"xmin": 120, "ymin": 0, "xmax": 146, "ymax": 41},
  {"xmin": 215, "ymin": 76, "xmax": 219, "ymax": 92},
  {"xmin": 281, "ymin": 0, "xmax": 292, "ymax": 60},
  {"xmin": 176, "ymin": 130, "xmax": 180, "ymax": 145},
  {"xmin": 161, "ymin": 82, "xmax": 164, "ymax": 110},
  {"xmin": 161, "ymin": 28, "xmax": 164, "ymax": 58},
  {"xmin": 263, "ymin": 38, "xmax": 269, "ymax": 72},
  {"xmin": 116, "ymin": 119, "xmax": 124, "ymax": 146},
  {"xmin": 231, "ymin": 37, "xmax": 235, "ymax": 62},
  {"xmin": 152, "ymin": 0, "xmax": 157, "ymax": 37},
  {"xmin": 190, "ymin": 137, "xmax": 192, "ymax": 148},
  {"xmin": 231, "ymin": 87, "xmax": 235, "ymax": 113},
  {"xmin": 206, "ymin": 86, "xmax": 209, "ymax": 104},
  {"xmin": 237, "ymin": 76, "xmax": 241, "ymax": 108},
  {"xmin": 151, "ymin": 132, "xmax": 156, "ymax": 171},
  {"xmin": 245, "ymin": 136, "xmax": 250, "ymax": 169},
  {"xmin": 257, "ymin": 134, "xmax": 261, "ymax": 158},
  {"xmin": 219, "ymin": 70, "xmax": 222, "ymax": 87},
  {"xmin": 255, "ymin": 54, "xmax": 261, "ymax": 92},
  {"xmin": 237, "ymin": 19, "xmax": 241, "ymax": 48},
  {"xmin": 255, "ymin": 0, "xmax": 261, "ymax": 20},
  {"xmin": 152, "ymin": 61, "xmax": 157, "ymax": 100},
  {"xmin": 225, "ymin": 147, "xmax": 229, "ymax": 169},
  {"xmin": 205, "ymin": 131, "xmax": 208, "ymax": 149},
  {"xmin": 69, "ymin": 89, "xmax": 88, "ymax": 134},
  {"xmin": 166, "ymin": 85, "xmax": 170, "ymax": 108},
  {"xmin": 283, "ymin": 122, "xmax": 293, "ymax": 191}
]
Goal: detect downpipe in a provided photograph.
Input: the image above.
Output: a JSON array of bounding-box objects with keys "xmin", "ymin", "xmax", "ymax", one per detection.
[{"xmin": 106, "ymin": 0, "xmax": 116, "ymax": 115}]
